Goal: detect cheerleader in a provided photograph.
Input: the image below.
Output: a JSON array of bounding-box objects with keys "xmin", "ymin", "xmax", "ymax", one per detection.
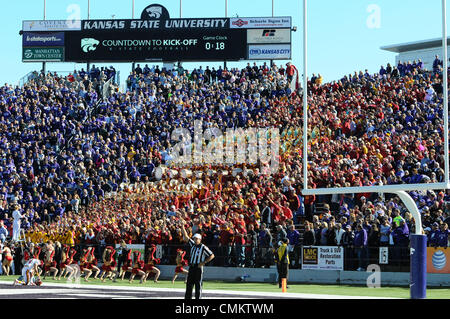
[
  {"xmin": 100, "ymin": 246, "xmax": 118, "ymax": 282},
  {"xmin": 143, "ymin": 244, "xmax": 161, "ymax": 284},
  {"xmin": 22, "ymin": 243, "xmax": 37, "ymax": 266},
  {"xmin": 119, "ymin": 243, "xmax": 133, "ymax": 281},
  {"xmin": 58, "ymin": 245, "xmax": 76, "ymax": 280},
  {"xmin": 1, "ymin": 242, "xmax": 13, "ymax": 276},
  {"xmin": 65, "ymin": 246, "xmax": 79, "ymax": 282},
  {"xmin": 32, "ymin": 245, "xmax": 42, "ymax": 277},
  {"xmin": 42, "ymin": 242, "xmax": 58, "ymax": 280},
  {"xmin": 129, "ymin": 250, "xmax": 145, "ymax": 284},
  {"xmin": 57, "ymin": 244, "xmax": 69, "ymax": 280},
  {"xmin": 85, "ymin": 247, "xmax": 100, "ymax": 281},
  {"xmin": 79, "ymin": 247, "xmax": 90, "ymax": 279},
  {"xmin": 171, "ymin": 249, "xmax": 188, "ymax": 284}
]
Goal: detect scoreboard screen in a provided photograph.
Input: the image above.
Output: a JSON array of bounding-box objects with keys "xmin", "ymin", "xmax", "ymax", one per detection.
[
  {"xmin": 65, "ymin": 28, "xmax": 248, "ymax": 62},
  {"xmin": 22, "ymin": 3, "xmax": 292, "ymax": 63}
]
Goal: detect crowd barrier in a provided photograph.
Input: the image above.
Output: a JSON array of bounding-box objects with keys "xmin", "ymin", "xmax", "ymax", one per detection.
[
  {"xmin": 4, "ymin": 242, "xmax": 450, "ymax": 280},
  {"xmin": 47, "ymin": 243, "xmax": 414, "ymax": 273}
]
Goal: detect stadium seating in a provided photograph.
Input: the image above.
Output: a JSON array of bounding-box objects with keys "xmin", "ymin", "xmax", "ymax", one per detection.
[{"xmin": 0, "ymin": 60, "xmax": 449, "ymax": 271}]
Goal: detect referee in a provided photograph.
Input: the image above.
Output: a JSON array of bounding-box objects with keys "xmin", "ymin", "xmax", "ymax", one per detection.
[{"xmin": 180, "ymin": 219, "xmax": 215, "ymax": 299}]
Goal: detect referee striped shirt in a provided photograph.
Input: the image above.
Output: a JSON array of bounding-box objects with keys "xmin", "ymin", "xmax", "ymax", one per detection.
[{"xmin": 188, "ymin": 238, "xmax": 213, "ymax": 266}]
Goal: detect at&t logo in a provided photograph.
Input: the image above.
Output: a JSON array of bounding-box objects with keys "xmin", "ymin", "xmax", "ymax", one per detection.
[{"xmin": 432, "ymin": 250, "xmax": 447, "ymax": 270}]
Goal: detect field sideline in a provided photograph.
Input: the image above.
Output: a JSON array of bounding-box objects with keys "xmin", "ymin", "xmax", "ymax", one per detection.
[{"xmin": 1, "ymin": 276, "xmax": 450, "ymax": 299}]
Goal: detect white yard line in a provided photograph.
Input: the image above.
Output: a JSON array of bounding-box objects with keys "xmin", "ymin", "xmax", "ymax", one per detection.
[
  {"xmin": 62, "ymin": 293, "xmax": 136, "ymax": 299},
  {"xmin": 0, "ymin": 288, "xmax": 95, "ymax": 295}
]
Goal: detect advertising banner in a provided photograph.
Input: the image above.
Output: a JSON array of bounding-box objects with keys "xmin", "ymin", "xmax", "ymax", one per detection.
[
  {"xmin": 247, "ymin": 29, "xmax": 291, "ymax": 44},
  {"xmin": 427, "ymin": 247, "xmax": 450, "ymax": 273},
  {"xmin": 23, "ymin": 20, "xmax": 81, "ymax": 31},
  {"xmin": 22, "ymin": 47, "xmax": 64, "ymax": 62},
  {"xmin": 302, "ymin": 246, "xmax": 344, "ymax": 270},
  {"xmin": 248, "ymin": 44, "xmax": 291, "ymax": 60},
  {"xmin": 230, "ymin": 17, "xmax": 291, "ymax": 29},
  {"xmin": 23, "ymin": 32, "xmax": 65, "ymax": 47}
]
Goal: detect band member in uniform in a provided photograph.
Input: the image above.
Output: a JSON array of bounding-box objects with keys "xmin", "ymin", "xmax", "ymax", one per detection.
[
  {"xmin": 172, "ymin": 249, "xmax": 189, "ymax": 284},
  {"xmin": 143, "ymin": 244, "xmax": 161, "ymax": 283},
  {"xmin": 129, "ymin": 250, "xmax": 146, "ymax": 284},
  {"xmin": 2, "ymin": 242, "xmax": 13, "ymax": 276},
  {"xmin": 42, "ymin": 242, "xmax": 58, "ymax": 280},
  {"xmin": 100, "ymin": 246, "xmax": 118, "ymax": 282}
]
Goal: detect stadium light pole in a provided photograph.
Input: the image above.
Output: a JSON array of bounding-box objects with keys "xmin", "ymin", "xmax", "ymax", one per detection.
[
  {"xmin": 87, "ymin": 0, "xmax": 91, "ymax": 72},
  {"xmin": 132, "ymin": 0, "xmax": 135, "ymax": 72},
  {"xmin": 224, "ymin": 0, "xmax": 228, "ymax": 69},
  {"xmin": 42, "ymin": 0, "xmax": 46, "ymax": 75},
  {"xmin": 302, "ymin": 0, "xmax": 308, "ymax": 191},
  {"xmin": 443, "ymin": 0, "xmax": 449, "ymax": 187},
  {"xmin": 300, "ymin": 0, "xmax": 450, "ymax": 300},
  {"xmin": 408, "ymin": 0, "xmax": 450, "ymax": 299},
  {"xmin": 225, "ymin": 0, "xmax": 228, "ymax": 19},
  {"xmin": 270, "ymin": 0, "xmax": 274, "ymax": 68},
  {"xmin": 180, "ymin": 0, "xmax": 182, "ymax": 18}
]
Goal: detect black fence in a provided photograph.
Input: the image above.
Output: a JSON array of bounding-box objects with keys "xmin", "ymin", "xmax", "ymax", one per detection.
[{"xmin": 65, "ymin": 243, "xmax": 411, "ymax": 273}]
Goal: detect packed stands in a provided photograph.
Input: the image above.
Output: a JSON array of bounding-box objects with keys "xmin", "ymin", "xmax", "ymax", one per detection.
[{"xmin": 1, "ymin": 59, "xmax": 450, "ymax": 274}]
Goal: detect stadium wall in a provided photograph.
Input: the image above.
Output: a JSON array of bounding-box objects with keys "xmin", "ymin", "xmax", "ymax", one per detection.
[{"xmin": 158, "ymin": 265, "xmax": 450, "ymax": 287}]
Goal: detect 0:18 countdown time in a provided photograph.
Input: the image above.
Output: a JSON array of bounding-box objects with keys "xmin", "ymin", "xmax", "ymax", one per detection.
[{"xmin": 205, "ymin": 42, "xmax": 226, "ymax": 51}]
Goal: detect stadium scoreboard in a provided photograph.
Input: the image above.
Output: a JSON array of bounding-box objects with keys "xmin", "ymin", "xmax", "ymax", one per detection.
[
  {"xmin": 65, "ymin": 28, "xmax": 248, "ymax": 62},
  {"xmin": 21, "ymin": 3, "xmax": 292, "ymax": 63}
]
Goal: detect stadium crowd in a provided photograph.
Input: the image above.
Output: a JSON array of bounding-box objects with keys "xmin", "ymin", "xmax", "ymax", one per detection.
[{"xmin": 1, "ymin": 57, "xmax": 450, "ymax": 278}]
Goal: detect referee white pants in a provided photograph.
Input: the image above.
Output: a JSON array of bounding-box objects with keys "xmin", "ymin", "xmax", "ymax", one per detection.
[{"xmin": 185, "ymin": 265, "xmax": 203, "ymax": 300}]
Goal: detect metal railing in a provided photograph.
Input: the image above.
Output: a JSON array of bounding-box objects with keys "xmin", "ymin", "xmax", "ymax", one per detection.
[{"xmin": 17, "ymin": 70, "xmax": 121, "ymax": 87}]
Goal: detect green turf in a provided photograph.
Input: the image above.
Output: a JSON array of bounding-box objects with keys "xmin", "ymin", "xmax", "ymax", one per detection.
[{"xmin": 2, "ymin": 275, "xmax": 450, "ymax": 299}]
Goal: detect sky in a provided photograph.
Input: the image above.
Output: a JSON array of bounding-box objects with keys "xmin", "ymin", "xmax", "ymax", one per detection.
[{"xmin": 0, "ymin": 0, "xmax": 448, "ymax": 87}]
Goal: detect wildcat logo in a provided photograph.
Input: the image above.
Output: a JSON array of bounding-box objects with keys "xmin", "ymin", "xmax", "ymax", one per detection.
[
  {"xmin": 81, "ymin": 38, "xmax": 100, "ymax": 53},
  {"xmin": 146, "ymin": 6, "xmax": 162, "ymax": 18}
]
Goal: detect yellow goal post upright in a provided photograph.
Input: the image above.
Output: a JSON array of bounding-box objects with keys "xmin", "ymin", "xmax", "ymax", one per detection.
[{"xmin": 300, "ymin": 0, "xmax": 450, "ymax": 299}]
